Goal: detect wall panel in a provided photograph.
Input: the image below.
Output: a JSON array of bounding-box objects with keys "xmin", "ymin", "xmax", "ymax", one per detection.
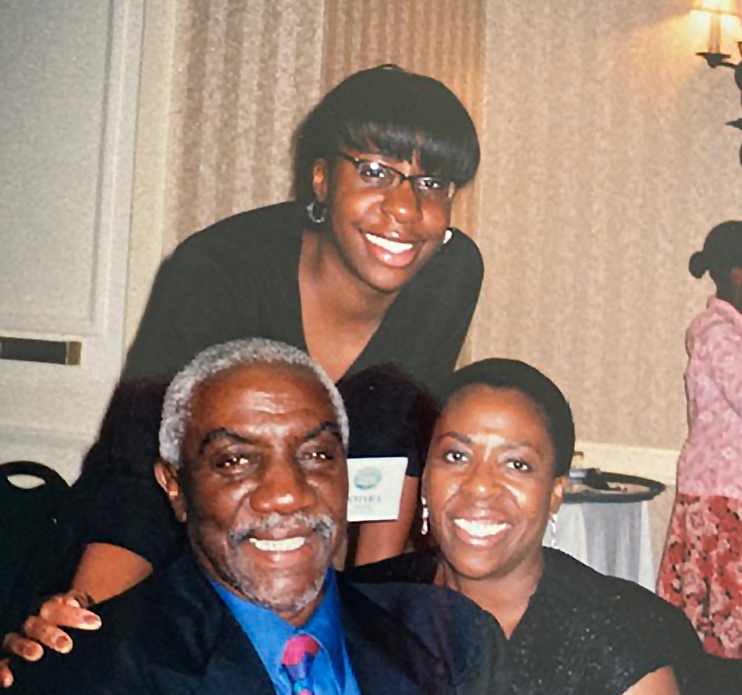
[{"xmin": 0, "ymin": 0, "xmax": 144, "ymax": 480}]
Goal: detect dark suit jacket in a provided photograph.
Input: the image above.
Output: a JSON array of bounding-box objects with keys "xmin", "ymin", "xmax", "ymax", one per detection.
[{"xmin": 12, "ymin": 553, "xmax": 506, "ymax": 695}]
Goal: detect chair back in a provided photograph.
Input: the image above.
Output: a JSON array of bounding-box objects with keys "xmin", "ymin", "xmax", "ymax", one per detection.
[{"xmin": 0, "ymin": 461, "xmax": 69, "ymax": 635}]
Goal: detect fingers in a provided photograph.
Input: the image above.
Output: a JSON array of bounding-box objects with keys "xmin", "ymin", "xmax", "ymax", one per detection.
[
  {"xmin": 0, "ymin": 593, "xmax": 101, "ymax": 691},
  {"xmin": 0, "ymin": 590, "xmax": 102, "ymax": 673},
  {"xmin": 20, "ymin": 617, "xmax": 73, "ymax": 655},
  {"xmin": 37, "ymin": 593, "xmax": 101, "ymax": 632},
  {"xmin": 17, "ymin": 593, "xmax": 101, "ymax": 656},
  {"xmin": 4, "ymin": 630, "xmax": 46, "ymax": 662},
  {"xmin": 0, "ymin": 657, "xmax": 14, "ymax": 689}
]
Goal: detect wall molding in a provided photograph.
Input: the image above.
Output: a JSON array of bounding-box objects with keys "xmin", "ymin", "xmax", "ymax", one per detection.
[{"xmin": 0, "ymin": 0, "xmax": 144, "ymax": 480}]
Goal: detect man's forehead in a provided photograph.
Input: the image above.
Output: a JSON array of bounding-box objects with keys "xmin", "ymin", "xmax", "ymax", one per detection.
[{"xmin": 190, "ymin": 362, "xmax": 336, "ymax": 424}]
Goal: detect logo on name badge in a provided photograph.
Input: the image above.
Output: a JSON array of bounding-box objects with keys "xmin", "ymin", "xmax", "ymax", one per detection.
[{"xmin": 353, "ymin": 467, "xmax": 382, "ymax": 490}]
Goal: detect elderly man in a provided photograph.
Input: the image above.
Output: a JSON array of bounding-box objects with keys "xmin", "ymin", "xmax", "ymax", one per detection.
[{"xmin": 11, "ymin": 339, "xmax": 504, "ymax": 694}]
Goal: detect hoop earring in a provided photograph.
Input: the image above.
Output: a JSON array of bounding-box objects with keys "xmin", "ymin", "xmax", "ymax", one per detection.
[
  {"xmin": 421, "ymin": 496, "xmax": 429, "ymax": 536},
  {"xmin": 306, "ymin": 200, "xmax": 326, "ymax": 225},
  {"xmin": 549, "ymin": 514, "xmax": 558, "ymax": 549},
  {"xmin": 442, "ymin": 228, "xmax": 453, "ymax": 245}
]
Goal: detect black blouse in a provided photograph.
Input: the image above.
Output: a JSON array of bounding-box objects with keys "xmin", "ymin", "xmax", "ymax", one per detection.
[
  {"xmin": 348, "ymin": 548, "xmax": 706, "ymax": 695},
  {"xmin": 80, "ymin": 202, "xmax": 483, "ymax": 567},
  {"xmin": 123, "ymin": 201, "xmax": 482, "ymax": 390}
]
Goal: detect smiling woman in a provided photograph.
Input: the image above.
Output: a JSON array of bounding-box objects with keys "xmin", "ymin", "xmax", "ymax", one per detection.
[
  {"xmin": 350, "ymin": 358, "xmax": 708, "ymax": 695},
  {"xmin": 1, "ymin": 66, "xmax": 484, "ymax": 686},
  {"xmin": 126, "ymin": 64, "xmax": 481, "ymax": 387},
  {"xmin": 426, "ymin": 386, "xmax": 564, "ymax": 599}
]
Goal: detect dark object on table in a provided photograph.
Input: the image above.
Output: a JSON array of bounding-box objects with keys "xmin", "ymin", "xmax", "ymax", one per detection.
[{"xmin": 565, "ymin": 468, "xmax": 665, "ymax": 504}]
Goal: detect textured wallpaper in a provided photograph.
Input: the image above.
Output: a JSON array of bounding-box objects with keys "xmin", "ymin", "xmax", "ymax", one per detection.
[
  {"xmin": 473, "ymin": 0, "xmax": 742, "ymax": 451},
  {"xmin": 165, "ymin": 0, "xmax": 326, "ymax": 247}
]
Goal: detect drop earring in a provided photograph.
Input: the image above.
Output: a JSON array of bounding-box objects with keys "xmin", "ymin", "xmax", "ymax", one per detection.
[
  {"xmin": 421, "ymin": 497, "xmax": 429, "ymax": 536},
  {"xmin": 442, "ymin": 228, "xmax": 453, "ymax": 245},
  {"xmin": 306, "ymin": 199, "xmax": 326, "ymax": 225}
]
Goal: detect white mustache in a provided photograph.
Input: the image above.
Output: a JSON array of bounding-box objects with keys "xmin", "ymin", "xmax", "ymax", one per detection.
[{"xmin": 229, "ymin": 511, "xmax": 336, "ymax": 545}]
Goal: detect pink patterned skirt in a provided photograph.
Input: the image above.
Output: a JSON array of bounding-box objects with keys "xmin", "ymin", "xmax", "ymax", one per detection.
[{"xmin": 658, "ymin": 493, "xmax": 742, "ymax": 658}]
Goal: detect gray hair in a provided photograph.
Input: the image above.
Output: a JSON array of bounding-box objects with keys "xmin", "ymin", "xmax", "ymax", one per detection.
[{"xmin": 159, "ymin": 338, "xmax": 349, "ymax": 467}]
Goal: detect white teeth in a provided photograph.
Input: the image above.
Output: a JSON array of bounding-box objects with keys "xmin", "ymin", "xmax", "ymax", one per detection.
[
  {"xmin": 250, "ymin": 537, "xmax": 307, "ymax": 552},
  {"xmin": 365, "ymin": 233, "xmax": 414, "ymax": 254},
  {"xmin": 453, "ymin": 519, "xmax": 509, "ymax": 538}
]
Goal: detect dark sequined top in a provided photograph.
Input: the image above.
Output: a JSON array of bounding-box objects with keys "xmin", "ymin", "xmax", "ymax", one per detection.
[{"xmin": 348, "ymin": 547, "xmax": 706, "ymax": 694}]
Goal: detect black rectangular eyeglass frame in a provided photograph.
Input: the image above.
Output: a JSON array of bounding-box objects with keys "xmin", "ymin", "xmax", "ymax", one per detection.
[{"xmin": 336, "ymin": 152, "xmax": 456, "ymax": 198}]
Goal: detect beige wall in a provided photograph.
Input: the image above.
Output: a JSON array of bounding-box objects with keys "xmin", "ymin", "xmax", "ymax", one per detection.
[
  {"xmin": 127, "ymin": 0, "xmax": 742, "ymax": 479},
  {"xmin": 473, "ymin": 0, "xmax": 741, "ymax": 461},
  {"xmin": 166, "ymin": 0, "xmax": 325, "ymax": 245},
  {"xmin": 125, "ymin": 0, "xmax": 179, "ymax": 348},
  {"xmin": 126, "ymin": 0, "xmax": 326, "ymax": 345}
]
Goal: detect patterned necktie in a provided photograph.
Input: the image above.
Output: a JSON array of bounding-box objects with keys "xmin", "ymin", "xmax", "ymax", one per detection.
[{"xmin": 282, "ymin": 633, "xmax": 320, "ymax": 695}]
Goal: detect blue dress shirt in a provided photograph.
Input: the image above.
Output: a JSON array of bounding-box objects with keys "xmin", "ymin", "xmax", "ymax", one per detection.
[{"xmin": 211, "ymin": 570, "xmax": 361, "ymax": 695}]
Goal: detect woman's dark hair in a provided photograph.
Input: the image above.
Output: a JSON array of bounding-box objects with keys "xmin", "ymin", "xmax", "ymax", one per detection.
[
  {"xmin": 80, "ymin": 379, "xmax": 168, "ymax": 477},
  {"xmin": 338, "ymin": 363, "xmax": 437, "ymax": 467},
  {"xmin": 689, "ymin": 221, "xmax": 742, "ymax": 286},
  {"xmin": 436, "ymin": 358, "xmax": 575, "ymax": 478},
  {"xmin": 294, "ymin": 65, "xmax": 480, "ymax": 203}
]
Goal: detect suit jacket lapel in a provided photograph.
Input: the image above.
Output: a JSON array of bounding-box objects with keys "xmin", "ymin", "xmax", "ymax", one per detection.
[
  {"xmin": 197, "ymin": 614, "xmax": 277, "ymax": 695},
  {"xmin": 148, "ymin": 556, "xmax": 455, "ymax": 695},
  {"xmin": 339, "ymin": 581, "xmax": 454, "ymax": 695},
  {"xmin": 147, "ymin": 555, "xmax": 277, "ymax": 695},
  {"xmin": 146, "ymin": 605, "xmax": 278, "ymax": 695}
]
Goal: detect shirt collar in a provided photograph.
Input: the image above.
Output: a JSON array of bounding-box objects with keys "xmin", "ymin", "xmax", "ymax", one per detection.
[{"xmin": 210, "ymin": 569, "xmax": 347, "ymax": 688}]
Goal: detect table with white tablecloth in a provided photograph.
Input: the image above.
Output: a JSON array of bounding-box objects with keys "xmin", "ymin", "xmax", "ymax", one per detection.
[{"xmin": 542, "ymin": 499, "xmax": 656, "ymax": 590}]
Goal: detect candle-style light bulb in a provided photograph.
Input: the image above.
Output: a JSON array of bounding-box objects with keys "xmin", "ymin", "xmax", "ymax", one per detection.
[
  {"xmin": 694, "ymin": 0, "xmax": 742, "ymax": 65},
  {"xmin": 710, "ymin": 12, "xmax": 722, "ymax": 53}
]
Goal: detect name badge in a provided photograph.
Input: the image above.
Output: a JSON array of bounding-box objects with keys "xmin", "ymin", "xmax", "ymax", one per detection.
[{"xmin": 346, "ymin": 457, "xmax": 408, "ymax": 522}]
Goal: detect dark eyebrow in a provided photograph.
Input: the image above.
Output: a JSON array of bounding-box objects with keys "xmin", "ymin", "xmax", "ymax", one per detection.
[
  {"xmin": 303, "ymin": 421, "xmax": 343, "ymax": 443},
  {"xmin": 198, "ymin": 422, "xmax": 342, "ymax": 456},
  {"xmin": 438, "ymin": 430, "xmax": 542, "ymax": 454},
  {"xmin": 198, "ymin": 428, "xmax": 252, "ymax": 455},
  {"xmin": 436, "ymin": 431, "xmax": 474, "ymax": 445}
]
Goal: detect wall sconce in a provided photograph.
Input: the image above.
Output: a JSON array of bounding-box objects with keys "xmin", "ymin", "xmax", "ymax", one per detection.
[
  {"xmin": 695, "ymin": 0, "xmax": 741, "ymax": 67},
  {"xmin": 694, "ymin": 0, "xmax": 742, "ymax": 138}
]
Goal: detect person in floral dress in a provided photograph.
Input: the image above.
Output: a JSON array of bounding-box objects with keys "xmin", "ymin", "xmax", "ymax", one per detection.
[{"xmin": 658, "ymin": 221, "xmax": 742, "ymax": 659}]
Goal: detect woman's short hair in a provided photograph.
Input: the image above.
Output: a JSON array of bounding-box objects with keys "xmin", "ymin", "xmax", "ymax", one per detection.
[
  {"xmin": 436, "ymin": 358, "xmax": 575, "ymax": 478},
  {"xmin": 689, "ymin": 220, "xmax": 742, "ymax": 286},
  {"xmin": 294, "ymin": 65, "xmax": 480, "ymax": 202}
]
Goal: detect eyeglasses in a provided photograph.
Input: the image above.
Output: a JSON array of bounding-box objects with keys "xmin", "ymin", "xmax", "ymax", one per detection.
[{"xmin": 337, "ymin": 152, "xmax": 456, "ymax": 202}]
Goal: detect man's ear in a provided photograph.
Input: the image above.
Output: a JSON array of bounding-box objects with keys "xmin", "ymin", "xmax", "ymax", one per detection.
[
  {"xmin": 155, "ymin": 460, "xmax": 187, "ymax": 523},
  {"xmin": 311, "ymin": 158, "xmax": 330, "ymax": 202}
]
